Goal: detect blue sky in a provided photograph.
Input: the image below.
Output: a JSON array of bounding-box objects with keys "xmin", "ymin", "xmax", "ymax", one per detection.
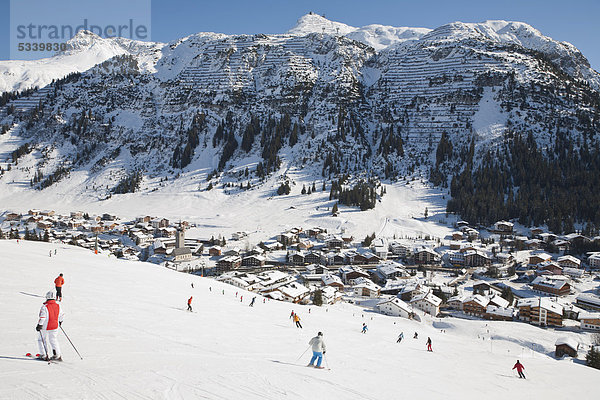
[{"xmin": 1, "ymin": 0, "xmax": 599, "ymax": 71}]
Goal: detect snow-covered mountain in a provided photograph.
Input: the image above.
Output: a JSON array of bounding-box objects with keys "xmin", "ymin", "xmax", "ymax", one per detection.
[
  {"xmin": 1, "ymin": 239, "xmax": 597, "ymax": 399},
  {"xmin": 0, "ymin": 30, "xmax": 164, "ymax": 93},
  {"xmin": 0, "ymin": 13, "xmax": 599, "ymax": 222}
]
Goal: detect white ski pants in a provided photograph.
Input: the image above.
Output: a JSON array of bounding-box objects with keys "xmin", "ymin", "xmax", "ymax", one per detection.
[{"xmin": 38, "ymin": 329, "xmax": 61, "ymax": 357}]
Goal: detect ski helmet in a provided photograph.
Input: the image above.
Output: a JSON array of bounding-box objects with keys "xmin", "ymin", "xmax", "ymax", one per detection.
[
  {"xmin": 46, "ymin": 290, "xmax": 56, "ymax": 300},
  {"xmin": 318, "ymin": 332, "xmax": 323, "ymax": 336}
]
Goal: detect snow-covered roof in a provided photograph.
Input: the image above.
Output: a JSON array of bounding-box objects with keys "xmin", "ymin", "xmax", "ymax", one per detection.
[
  {"xmin": 410, "ymin": 291, "xmax": 442, "ymax": 307},
  {"xmin": 578, "ymin": 311, "xmax": 600, "ymax": 320},
  {"xmin": 377, "ymin": 297, "xmax": 412, "ymax": 312},
  {"xmin": 555, "ymin": 337, "xmax": 578, "ymax": 350},
  {"xmin": 278, "ymin": 283, "xmax": 310, "ymax": 298},
  {"xmin": 465, "ymin": 294, "xmax": 490, "ymax": 307},
  {"xmin": 576, "ymin": 293, "xmax": 600, "ymax": 307},
  {"xmin": 517, "ymin": 297, "xmax": 563, "ymax": 314},
  {"xmin": 489, "ymin": 294, "xmax": 510, "ymax": 308},
  {"xmin": 557, "ymin": 255, "xmax": 581, "ymax": 265},
  {"xmin": 322, "ymin": 274, "xmax": 343, "ymax": 286},
  {"xmin": 485, "ymin": 305, "xmax": 514, "ymax": 317},
  {"xmin": 531, "ymin": 276, "xmax": 569, "ymax": 290}
]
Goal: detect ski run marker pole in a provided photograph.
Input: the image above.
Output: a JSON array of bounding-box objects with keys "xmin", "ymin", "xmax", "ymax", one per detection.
[{"xmin": 60, "ymin": 326, "xmax": 83, "ymax": 360}]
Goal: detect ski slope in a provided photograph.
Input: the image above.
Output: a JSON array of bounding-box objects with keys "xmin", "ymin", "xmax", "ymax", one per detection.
[{"xmin": 0, "ymin": 240, "xmax": 596, "ymax": 399}]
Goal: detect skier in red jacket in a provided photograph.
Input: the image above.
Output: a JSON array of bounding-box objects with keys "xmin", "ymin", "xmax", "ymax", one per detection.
[
  {"xmin": 187, "ymin": 296, "xmax": 193, "ymax": 312},
  {"xmin": 36, "ymin": 290, "xmax": 64, "ymax": 361},
  {"xmin": 513, "ymin": 360, "xmax": 526, "ymax": 379}
]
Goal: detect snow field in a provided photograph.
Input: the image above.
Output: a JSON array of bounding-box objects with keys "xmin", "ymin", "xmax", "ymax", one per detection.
[{"xmin": 0, "ymin": 240, "xmax": 596, "ymax": 399}]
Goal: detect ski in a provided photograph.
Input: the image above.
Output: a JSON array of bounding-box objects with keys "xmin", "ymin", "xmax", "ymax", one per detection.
[{"xmin": 25, "ymin": 353, "xmax": 60, "ymax": 364}]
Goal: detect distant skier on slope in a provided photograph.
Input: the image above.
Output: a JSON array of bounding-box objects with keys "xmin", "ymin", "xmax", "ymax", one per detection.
[
  {"xmin": 249, "ymin": 297, "xmax": 256, "ymax": 307},
  {"xmin": 513, "ymin": 360, "xmax": 526, "ymax": 379},
  {"xmin": 54, "ymin": 273, "xmax": 64, "ymax": 302},
  {"xmin": 294, "ymin": 313, "xmax": 302, "ymax": 328},
  {"xmin": 397, "ymin": 332, "xmax": 404, "ymax": 343},
  {"xmin": 187, "ymin": 296, "xmax": 193, "ymax": 312},
  {"xmin": 426, "ymin": 337, "xmax": 432, "ymax": 352},
  {"xmin": 307, "ymin": 332, "xmax": 326, "ymax": 369},
  {"xmin": 36, "ymin": 290, "xmax": 64, "ymax": 361},
  {"xmin": 290, "ymin": 310, "xmax": 295, "ymax": 319},
  {"xmin": 361, "ymin": 323, "xmax": 368, "ymax": 334},
  {"xmin": 414, "ymin": 332, "xmax": 418, "ymax": 339}
]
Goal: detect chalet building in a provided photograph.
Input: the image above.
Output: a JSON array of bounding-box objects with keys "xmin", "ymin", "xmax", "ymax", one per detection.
[
  {"xmin": 517, "ymin": 298, "xmax": 563, "ymax": 327},
  {"xmin": 410, "ymin": 291, "xmax": 442, "ymax": 316},
  {"xmin": 297, "ymin": 240, "xmax": 313, "ymax": 250},
  {"xmin": 150, "ymin": 218, "xmax": 169, "ymax": 229},
  {"xmin": 464, "ymin": 250, "xmax": 491, "ymax": 267},
  {"xmin": 305, "ymin": 264, "xmax": 327, "ymax": 275},
  {"xmin": 320, "ymin": 286, "xmax": 342, "ymax": 305},
  {"xmin": 557, "ymin": 255, "xmax": 581, "ymax": 269},
  {"xmin": 452, "ymin": 232, "xmax": 464, "ymax": 241},
  {"xmin": 399, "ymin": 283, "xmax": 424, "ymax": 302},
  {"xmin": 5, "ymin": 212, "xmax": 20, "ymax": 221},
  {"xmin": 528, "ymin": 252, "xmax": 553, "ymax": 266},
  {"xmin": 208, "ymin": 246, "xmax": 222, "ymax": 256},
  {"xmin": 70, "ymin": 211, "xmax": 83, "ymax": 219},
  {"xmin": 537, "ymin": 261, "xmax": 563, "ymax": 275},
  {"xmin": 447, "ymin": 294, "xmax": 468, "ymax": 310},
  {"xmin": 555, "ymin": 338, "xmax": 578, "ymax": 358},
  {"xmin": 531, "ymin": 276, "xmax": 570, "ymax": 296},
  {"xmin": 352, "ymin": 278, "xmax": 381, "ymax": 298},
  {"xmin": 325, "ymin": 236, "xmax": 344, "ymax": 250},
  {"xmin": 277, "ymin": 282, "xmax": 310, "ymax": 303},
  {"xmin": 588, "ymin": 254, "xmax": 600, "ymax": 269},
  {"xmin": 306, "ymin": 227, "xmax": 326, "ymax": 237},
  {"xmin": 576, "ymin": 294, "xmax": 600, "ymax": 311},
  {"xmin": 327, "ymin": 252, "xmax": 347, "ymax": 265},
  {"xmin": 341, "ymin": 234, "xmax": 354, "ymax": 244},
  {"xmin": 304, "ymin": 251, "xmax": 323, "ymax": 265},
  {"xmin": 448, "ymin": 251, "xmax": 465, "ymax": 267},
  {"xmin": 376, "ymin": 297, "xmax": 412, "ymax": 318},
  {"xmin": 339, "ymin": 266, "xmax": 370, "ymax": 284},
  {"xmin": 373, "ymin": 262, "xmax": 405, "ymax": 284},
  {"xmin": 223, "ymin": 247, "xmax": 242, "ymax": 257},
  {"xmin": 241, "ymin": 255, "xmax": 267, "ymax": 267},
  {"xmin": 472, "ymin": 281, "xmax": 501, "ymax": 296},
  {"xmin": 289, "ymin": 252, "xmax": 305, "ymax": 265},
  {"xmin": 462, "ymin": 295, "xmax": 490, "ymax": 317},
  {"xmin": 321, "ymin": 274, "xmax": 344, "ymax": 289},
  {"xmin": 216, "ymin": 255, "xmax": 242, "ymax": 273},
  {"xmin": 389, "ymin": 242, "xmax": 409, "ymax": 257},
  {"xmin": 413, "ymin": 247, "xmax": 441, "ymax": 265},
  {"xmin": 493, "ymin": 221, "xmax": 514, "ymax": 234},
  {"xmin": 484, "ymin": 305, "xmax": 514, "ymax": 321},
  {"xmin": 277, "ymin": 232, "xmax": 298, "ymax": 246},
  {"xmin": 232, "ymin": 231, "xmax": 249, "ymax": 240},
  {"xmin": 578, "ymin": 312, "xmax": 600, "ymax": 331}
]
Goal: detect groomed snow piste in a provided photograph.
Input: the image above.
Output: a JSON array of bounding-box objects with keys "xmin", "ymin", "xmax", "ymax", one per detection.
[{"xmin": 1, "ymin": 240, "xmax": 596, "ymax": 399}]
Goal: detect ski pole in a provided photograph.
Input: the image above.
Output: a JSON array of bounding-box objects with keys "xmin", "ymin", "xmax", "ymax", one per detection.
[
  {"xmin": 296, "ymin": 345, "xmax": 311, "ymax": 362},
  {"xmin": 39, "ymin": 331, "xmax": 50, "ymax": 363},
  {"xmin": 60, "ymin": 326, "xmax": 83, "ymax": 360}
]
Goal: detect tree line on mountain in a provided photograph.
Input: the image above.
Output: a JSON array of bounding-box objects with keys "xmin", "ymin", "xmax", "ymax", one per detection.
[{"xmin": 445, "ymin": 130, "xmax": 600, "ymax": 234}]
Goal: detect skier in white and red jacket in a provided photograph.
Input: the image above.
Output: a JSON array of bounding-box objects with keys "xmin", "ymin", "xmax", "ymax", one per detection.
[{"xmin": 36, "ymin": 290, "xmax": 64, "ymax": 361}]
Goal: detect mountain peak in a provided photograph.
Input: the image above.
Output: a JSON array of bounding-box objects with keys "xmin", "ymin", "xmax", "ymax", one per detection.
[{"xmin": 287, "ymin": 13, "xmax": 357, "ymax": 36}]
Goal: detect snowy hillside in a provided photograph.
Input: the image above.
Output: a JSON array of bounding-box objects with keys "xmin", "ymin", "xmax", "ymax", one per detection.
[
  {"xmin": 0, "ymin": 13, "xmax": 599, "ymax": 232},
  {"xmin": 1, "ymin": 239, "xmax": 597, "ymax": 399}
]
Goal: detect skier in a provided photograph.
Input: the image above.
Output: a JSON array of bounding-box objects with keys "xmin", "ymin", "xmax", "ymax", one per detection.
[
  {"xmin": 413, "ymin": 332, "xmax": 418, "ymax": 339},
  {"xmin": 397, "ymin": 332, "xmax": 404, "ymax": 343},
  {"xmin": 191, "ymin": 282, "xmax": 194, "ymax": 288},
  {"xmin": 36, "ymin": 290, "xmax": 64, "ymax": 361},
  {"xmin": 54, "ymin": 249, "xmax": 57, "ymax": 255},
  {"xmin": 249, "ymin": 297, "xmax": 256, "ymax": 307},
  {"xmin": 361, "ymin": 323, "xmax": 368, "ymax": 334},
  {"xmin": 294, "ymin": 313, "xmax": 302, "ymax": 328},
  {"xmin": 240, "ymin": 295, "xmax": 243, "ymax": 302},
  {"xmin": 307, "ymin": 332, "xmax": 326, "ymax": 369},
  {"xmin": 187, "ymin": 296, "xmax": 193, "ymax": 312},
  {"xmin": 513, "ymin": 360, "xmax": 526, "ymax": 379},
  {"xmin": 290, "ymin": 310, "xmax": 295, "ymax": 319},
  {"xmin": 49, "ymin": 250, "xmax": 52, "ymax": 257},
  {"xmin": 426, "ymin": 337, "xmax": 432, "ymax": 352},
  {"xmin": 54, "ymin": 273, "xmax": 64, "ymax": 302}
]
